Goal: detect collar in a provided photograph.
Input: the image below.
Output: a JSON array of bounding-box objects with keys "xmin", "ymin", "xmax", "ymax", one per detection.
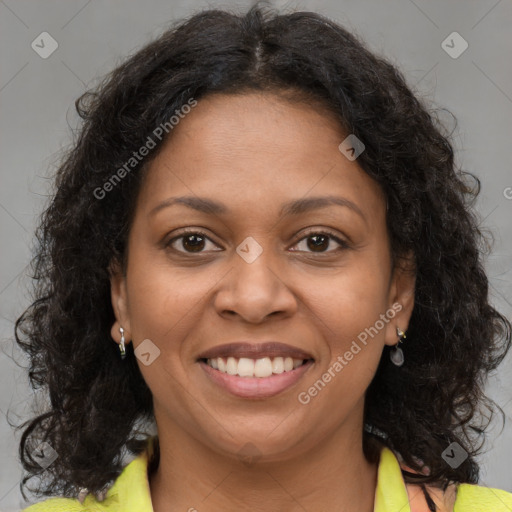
[
  {"xmin": 374, "ymin": 444, "xmax": 412, "ymax": 512},
  {"xmin": 100, "ymin": 436, "xmax": 413, "ymax": 512},
  {"xmin": 96, "ymin": 435, "xmax": 157, "ymax": 512}
]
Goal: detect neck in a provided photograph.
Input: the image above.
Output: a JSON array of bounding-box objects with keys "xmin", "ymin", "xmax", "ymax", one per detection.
[{"xmin": 149, "ymin": 418, "xmax": 379, "ymax": 512}]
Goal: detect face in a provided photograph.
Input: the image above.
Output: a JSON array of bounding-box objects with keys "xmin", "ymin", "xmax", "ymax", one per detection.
[{"xmin": 110, "ymin": 91, "xmax": 415, "ymax": 462}]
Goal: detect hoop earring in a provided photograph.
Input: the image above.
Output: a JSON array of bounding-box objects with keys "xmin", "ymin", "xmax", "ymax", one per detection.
[
  {"xmin": 119, "ymin": 327, "xmax": 126, "ymax": 360},
  {"xmin": 390, "ymin": 327, "xmax": 406, "ymax": 366}
]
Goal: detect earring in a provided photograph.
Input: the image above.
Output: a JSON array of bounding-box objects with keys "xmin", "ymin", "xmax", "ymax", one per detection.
[
  {"xmin": 119, "ymin": 327, "xmax": 126, "ymax": 359},
  {"xmin": 390, "ymin": 327, "xmax": 406, "ymax": 366}
]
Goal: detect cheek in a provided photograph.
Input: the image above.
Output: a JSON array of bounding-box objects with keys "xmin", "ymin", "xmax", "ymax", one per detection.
[
  {"xmin": 125, "ymin": 247, "xmax": 216, "ymax": 340},
  {"xmin": 301, "ymin": 257, "xmax": 391, "ymax": 413},
  {"xmin": 302, "ymin": 258, "xmax": 390, "ymax": 352},
  {"xmin": 124, "ymin": 252, "xmax": 232, "ymax": 403},
  {"xmin": 123, "ymin": 258, "xmax": 207, "ymax": 408},
  {"xmin": 297, "ymin": 271, "xmax": 389, "ymax": 416}
]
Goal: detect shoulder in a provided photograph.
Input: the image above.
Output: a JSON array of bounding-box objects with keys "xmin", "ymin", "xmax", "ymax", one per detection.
[
  {"xmin": 21, "ymin": 436, "xmax": 157, "ymax": 512},
  {"xmin": 21, "ymin": 497, "xmax": 88, "ymax": 512},
  {"xmin": 387, "ymin": 444, "xmax": 512, "ymax": 512},
  {"xmin": 454, "ymin": 482, "xmax": 512, "ymax": 511},
  {"xmin": 404, "ymin": 481, "xmax": 512, "ymax": 512},
  {"xmin": 21, "ymin": 493, "xmax": 119, "ymax": 512}
]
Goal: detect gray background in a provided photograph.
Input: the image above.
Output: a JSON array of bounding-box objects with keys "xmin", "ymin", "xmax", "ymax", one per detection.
[{"xmin": 1, "ymin": 0, "xmax": 511, "ymax": 510}]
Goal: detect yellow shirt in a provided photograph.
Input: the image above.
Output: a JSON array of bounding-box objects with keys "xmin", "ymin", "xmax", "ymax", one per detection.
[{"xmin": 22, "ymin": 436, "xmax": 512, "ymax": 511}]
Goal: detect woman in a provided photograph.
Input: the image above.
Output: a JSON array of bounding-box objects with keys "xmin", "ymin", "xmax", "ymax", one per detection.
[{"xmin": 15, "ymin": 3, "xmax": 512, "ymax": 511}]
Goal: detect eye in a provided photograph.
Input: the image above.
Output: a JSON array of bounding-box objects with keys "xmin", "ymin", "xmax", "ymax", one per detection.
[
  {"xmin": 165, "ymin": 228, "xmax": 350, "ymax": 255},
  {"xmin": 291, "ymin": 230, "xmax": 349, "ymax": 254},
  {"xmin": 166, "ymin": 229, "xmax": 222, "ymax": 254}
]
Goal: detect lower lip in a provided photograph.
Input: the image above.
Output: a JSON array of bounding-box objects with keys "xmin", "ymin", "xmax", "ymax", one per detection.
[{"xmin": 199, "ymin": 360, "xmax": 314, "ymax": 399}]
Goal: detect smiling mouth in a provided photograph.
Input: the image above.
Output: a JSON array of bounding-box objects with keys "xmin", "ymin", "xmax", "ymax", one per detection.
[{"xmin": 199, "ymin": 356, "xmax": 314, "ymax": 378}]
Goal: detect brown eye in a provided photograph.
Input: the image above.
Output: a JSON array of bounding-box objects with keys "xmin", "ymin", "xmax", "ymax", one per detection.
[
  {"xmin": 291, "ymin": 231, "xmax": 349, "ymax": 254},
  {"xmin": 180, "ymin": 233, "xmax": 206, "ymax": 252},
  {"xmin": 166, "ymin": 230, "xmax": 221, "ymax": 254}
]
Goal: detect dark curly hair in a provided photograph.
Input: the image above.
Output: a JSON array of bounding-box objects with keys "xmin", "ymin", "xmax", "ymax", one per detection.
[{"xmin": 13, "ymin": 1, "xmax": 511, "ymax": 505}]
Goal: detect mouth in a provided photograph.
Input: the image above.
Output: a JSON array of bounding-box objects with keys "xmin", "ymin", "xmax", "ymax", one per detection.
[
  {"xmin": 199, "ymin": 356, "xmax": 312, "ymax": 378},
  {"xmin": 196, "ymin": 342, "xmax": 315, "ymax": 399}
]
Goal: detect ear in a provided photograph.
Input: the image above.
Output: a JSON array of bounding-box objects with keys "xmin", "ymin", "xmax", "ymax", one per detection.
[
  {"xmin": 384, "ymin": 250, "xmax": 416, "ymax": 347},
  {"xmin": 109, "ymin": 258, "xmax": 132, "ymax": 345}
]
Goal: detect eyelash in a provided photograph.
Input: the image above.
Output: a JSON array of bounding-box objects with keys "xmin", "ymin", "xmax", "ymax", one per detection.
[{"xmin": 165, "ymin": 228, "xmax": 350, "ymax": 255}]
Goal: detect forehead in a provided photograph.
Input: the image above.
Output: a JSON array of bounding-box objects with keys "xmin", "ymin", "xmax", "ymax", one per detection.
[{"xmin": 136, "ymin": 92, "xmax": 386, "ymax": 222}]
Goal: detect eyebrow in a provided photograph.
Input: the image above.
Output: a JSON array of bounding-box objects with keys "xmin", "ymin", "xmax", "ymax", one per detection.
[{"xmin": 149, "ymin": 195, "xmax": 367, "ymax": 223}]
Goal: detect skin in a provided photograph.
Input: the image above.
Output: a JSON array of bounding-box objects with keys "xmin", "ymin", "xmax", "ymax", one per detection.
[{"xmin": 110, "ymin": 91, "xmax": 416, "ymax": 512}]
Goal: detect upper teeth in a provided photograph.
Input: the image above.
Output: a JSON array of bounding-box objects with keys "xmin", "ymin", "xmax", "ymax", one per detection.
[{"xmin": 207, "ymin": 356, "xmax": 305, "ymax": 378}]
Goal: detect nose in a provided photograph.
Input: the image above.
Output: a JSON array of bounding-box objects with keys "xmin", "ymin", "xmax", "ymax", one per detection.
[{"xmin": 213, "ymin": 244, "xmax": 298, "ymax": 324}]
